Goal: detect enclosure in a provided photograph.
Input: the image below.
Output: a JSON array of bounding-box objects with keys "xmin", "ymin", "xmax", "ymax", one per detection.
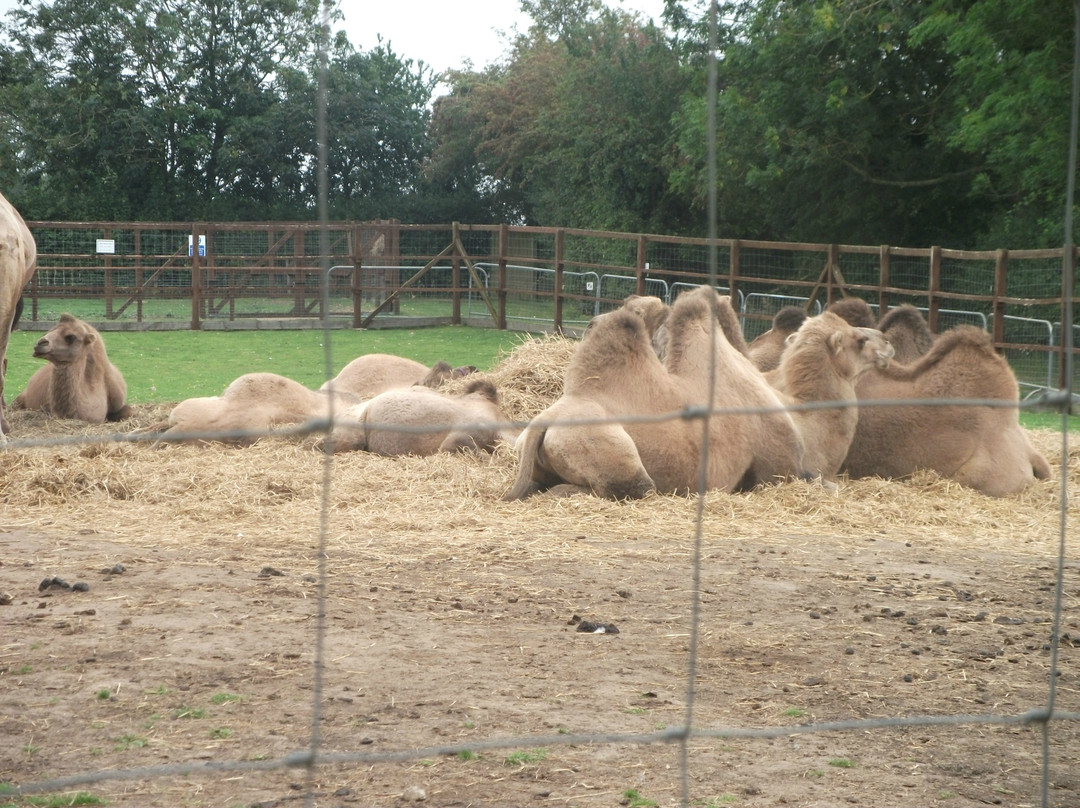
[
  {"xmin": 1, "ymin": 336, "xmax": 1077, "ymax": 808},
  {"xmin": 20, "ymin": 220, "xmax": 1080, "ymax": 398}
]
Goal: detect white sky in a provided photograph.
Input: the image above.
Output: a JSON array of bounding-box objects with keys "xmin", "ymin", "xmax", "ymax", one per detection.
[{"xmin": 0, "ymin": 1, "xmax": 671, "ymax": 83}]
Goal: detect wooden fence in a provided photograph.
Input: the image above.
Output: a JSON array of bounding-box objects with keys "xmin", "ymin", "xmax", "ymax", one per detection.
[{"xmin": 19, "ymin": 219, "xmax": 1080, "ymax": 395}]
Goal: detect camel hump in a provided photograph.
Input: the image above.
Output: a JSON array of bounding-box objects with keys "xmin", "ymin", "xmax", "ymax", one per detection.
[
  {"xmin": 827, "ymin": 297, "xmax": 876, "ymax": 328},
  {"xmin": 772, "ymin": 306, "xmax": 808, "ymax": 332},
  {"xmin": 463, "ymin": 377, "xmax": 499, "ymax": 402}
]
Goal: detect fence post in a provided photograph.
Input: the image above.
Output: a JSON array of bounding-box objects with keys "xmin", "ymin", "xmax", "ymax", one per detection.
[
  {"xmin": 451, "ymin": 222, "xmax": 462, "ymax": 325},
  {"xmin": 636, "ymin": 235, "xmax": 647, "ymax": 296},
  {"xmin": 928, "ymin": 245, "xmax": 942, "ymax": 333},
  {"xmin": 190, "ymin": 223, "xmax": 203, "ymax": 330},
  {"xmin": 351, "ymin": 224, "xmax": 362, "ymax": 329},
  {"xmin": 103, "ymin": 226, "xmax": 114, "ymax": 319},
  {"xmin": 497, "ymin": 224, "xmax": 508, "ymax": 330},
  {"xmin": 826, "ymin": 243, "xmax": 839, "ymax": 304},
  {"xmin": 554, "ymin": 228, "xmax": 565, "ymax": 332},
  {"xmin": 992, "ymin": 249, "xmax": 1007, "ymax": 347},
  {"xmin": 878, "ymin": 245, "xmax": 891, "ymax": 314},
  {"xmin": 729, "ymin": 239, "xmax": 741, "ymax": 304}
]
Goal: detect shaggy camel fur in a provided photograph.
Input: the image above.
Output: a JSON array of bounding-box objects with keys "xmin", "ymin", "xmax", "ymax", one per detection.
[
  {"xmin": 159, "ymin": 372, "xmax": 364, "ymax": 445},
  {"xmin": 12, "ymin": 314, "xmax": 131, "ymax": 423},
  {"xmin": 826, "ymin": 298, "xmax": 936, "ymax": 364},
  {"xmin": 327, "ymin": 378, "xmax": 517, "ymax": 456},
  {"xmin": 0, "ymin": 191, "xmax": 37, "ymax": 438},
  {"xmin": 765, "ymin": 312, "xmax": 894, "ymax": 483},
  {"xmin": 747, "ymin": 306, "xmax": 808, "ymax": 372},
  {"xmin": 876, "ymin": 304, "xmax": 936, "ymax": 363},
  {"xmin": 503, "ymin": 285, "xmax": 807, "ymax": 501},
  {"xmin": 620, "ymin": 294, "xmax": 671, "ymax": 357},
  {"xmin": 843, "ymin": 325, "xmax": 1051, "ymax": 496},
  {"xmin": 321, "ymin": 354, "xmax": 467, "ymax": 398}
]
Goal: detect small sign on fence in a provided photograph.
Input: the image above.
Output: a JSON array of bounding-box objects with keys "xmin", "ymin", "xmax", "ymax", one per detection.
[
  {"xmin": 96, "ymin": 239, "xmax": 115, "ymax": 254},
  {"xmin": 188, "ymin": 234, "xmax": 206, "ymax": 257}
]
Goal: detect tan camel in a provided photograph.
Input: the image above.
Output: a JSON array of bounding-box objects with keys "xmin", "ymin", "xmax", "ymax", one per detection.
[
  {"xmin": 747, "ymin": 306, "xmax": 808, "ymax": 372},
  {"xmin": 12, "ymin": 314, "xmax": 131, "ymax": 423},
  {"xmin": 503, "ymin": 285, "xmax": 807, "ymax": 500},
  {"xmin": 328, "ymin": 378, "xmax": 518, "ymax": 455},
  {"xmin": 0, "ymin": 191, "xmax": 37, "ymax": 438},
  {"xmin": 321, "ymin": 354, "xmax": 469, "ymax": 398},
  {"xmin": 843, "ymin": 326, "xmax": 1052, "ymax": 496},
  {"xmin": 765, "ymin": 311, "xmax": 894, "ymax": 483}
]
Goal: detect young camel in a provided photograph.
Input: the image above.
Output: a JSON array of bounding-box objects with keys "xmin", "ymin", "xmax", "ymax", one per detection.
[{"xmin": 12, "ymin": 314, "xmax": 131, "ymax": 423}]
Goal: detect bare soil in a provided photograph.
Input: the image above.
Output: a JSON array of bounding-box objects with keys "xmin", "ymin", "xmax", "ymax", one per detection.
[{"xmin": 1, "ymin": 407, "xmax": 1078, "ymax": 808}]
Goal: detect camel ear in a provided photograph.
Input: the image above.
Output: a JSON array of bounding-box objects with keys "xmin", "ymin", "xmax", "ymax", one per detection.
[
  {"xmin": 828, "ymin": 331, "xmax": 845, "ymax": 354},
  {"xmin": 784, "ymin": 332, "xmax": 798, "ymax": 347}
]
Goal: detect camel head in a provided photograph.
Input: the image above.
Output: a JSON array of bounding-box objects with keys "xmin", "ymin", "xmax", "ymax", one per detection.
[
  {"xmin": 784, "ymin": 312, "xmax": 894, "ymax": 381},
  {"xmin": 32, "ymin": 313, "xmax": 97, "ymax": 365}
]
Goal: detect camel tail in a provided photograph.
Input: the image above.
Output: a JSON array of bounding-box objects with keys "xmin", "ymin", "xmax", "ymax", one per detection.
[{"xmin": 502, "ymin": 425, "xmax": 545, "ymax": 502}]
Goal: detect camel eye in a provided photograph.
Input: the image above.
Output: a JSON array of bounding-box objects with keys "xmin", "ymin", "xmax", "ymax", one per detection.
[{"xmin": 65, "ymin": 334, "xmax": 76, "ymax": 344}]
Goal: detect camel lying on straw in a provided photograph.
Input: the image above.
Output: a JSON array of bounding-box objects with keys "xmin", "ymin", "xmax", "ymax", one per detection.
[
  {"xmin": 843, "ymin": 326, "xmax": 1051, "ymax": 496},
  {"xmin": 12, "ymin": 314, "xmax": 131, "ymax": 423},
  {"xmin": 327, "ymin": 378, "xmax": 518, "ymax": 456},
  {"xmin": 503, "ymin": 285, "xmax": 807, "ymax": 500}
]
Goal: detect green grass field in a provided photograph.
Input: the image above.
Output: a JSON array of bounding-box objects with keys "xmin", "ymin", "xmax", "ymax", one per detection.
[
  {"xmin": 4, "ymin": 326, "xmax": 528, "ymax": 404},
  {"xmin": 5, "ymin": 324, "xmax": 1077, "ymax": 432}
]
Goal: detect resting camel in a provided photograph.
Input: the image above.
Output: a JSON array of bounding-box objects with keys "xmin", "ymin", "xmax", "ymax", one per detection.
[
  {"xmin": 826, "ymin": 298, "xmax": 935, "ymax": 364},
  {"xmin": 747, "ymin": 306, "xmax": 808, "ymax": 372},
  {"xmin": 12, "ymin": 314, "xmax": 131, "ymax": 423},
  {"xmin": 764, "ymin": 311, "xmax": 894, "ymax": 483},
  {"xmin": 327, "ymin": 378, "xmax": 518, "ymax": 456},
  {"xmin": 159, "ymin": 371, "xmax": 364, "ymax": 445},
  {"xmin": 620, "ymin": 294, "xmax": 671, "ymax": 357},
  {"xmin": 843, "ymin": 325, "xmax": 1051, "ymax": 496},
  {"xmin": 0, "ymin": 191, "xmax": 37, "ymax": 438},
  {"xmin": 503, "ymin": 285, "xmax": 807, "ymax": 501},
  {"xmin": 321, "ymin": 353, "xmax": 469, "ymax": 398}
]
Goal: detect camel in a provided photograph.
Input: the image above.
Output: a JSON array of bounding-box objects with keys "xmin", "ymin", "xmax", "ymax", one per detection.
[
  {"xmin": 826, "ymin": 298, "xmax": 935, "ymax": 364},
  {"xmin": 327, "ymin": 378, "xmax": 518, "ymax": 456},
  {"xmin": 0, "ymin": 191, "xmax": 37, "ymax": 438},
  {"xmin": 11, "ymin": 314, "xmax": 131, "ymax": 423},
  {"xmin": 843, "ymin": 325, "xmax": 1052, "ymax": 496},
  {"xmin": 503, "ymin": 285, "xmax": 808, "ymax": 501},
  {"xmin": 747, "ymin": 306, "xmax": 808, "ymax": 372},
  {"xmin": 876, "ymin": 304, "xmax": 936, "ymax": 363},
  {"xmin": 159, "ymin": 371, "xmax": 364, "ymax": 445},
  {"xmin": 764, "ymin": 311, "xmax": 894, "ymax": 483},
  {"xmin": 620, "ymin": 294, "xmax": 671, "ymax": 357},
  {"xmin": 321, "ymin": 354, "xmax": 470, "ymax": 398}
]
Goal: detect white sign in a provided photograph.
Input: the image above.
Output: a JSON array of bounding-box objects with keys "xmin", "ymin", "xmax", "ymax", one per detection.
[
  {"xmin": 96, "ymin": 239, "xmax": 116, "ymax": 254},
  {"xmin": 188, "ymin": 234, "xmax": 206, "ymax": 257}
]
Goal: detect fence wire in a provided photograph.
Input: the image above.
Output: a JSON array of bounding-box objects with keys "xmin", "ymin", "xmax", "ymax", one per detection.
[{"xmin": 6, "ymin": 2, "xmax": 1079, "ymax": 807}]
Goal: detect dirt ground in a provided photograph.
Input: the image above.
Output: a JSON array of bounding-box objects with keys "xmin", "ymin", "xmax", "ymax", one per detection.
[{"xmin": 1, "ymin": 405, "xmax": 1078, "ymax": 808}]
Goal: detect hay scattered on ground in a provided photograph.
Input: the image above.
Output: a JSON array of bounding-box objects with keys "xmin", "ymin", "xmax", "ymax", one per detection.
[{"xmin": 2, "ymin": 336, "xmax": 1076, "ymax": 567}]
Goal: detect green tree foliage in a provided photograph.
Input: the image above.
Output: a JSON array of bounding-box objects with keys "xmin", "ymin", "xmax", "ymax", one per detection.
[
  {"xmin": 668, "ymin": 0, "xmax": 1076, "ymax": 248},
  {"xmin": 427, "ymin": 0, "xmax": 693, "ymax": 232},
  {"xmin": 0, "ymin": 0, "xmax": 436, "ymax": 221}
]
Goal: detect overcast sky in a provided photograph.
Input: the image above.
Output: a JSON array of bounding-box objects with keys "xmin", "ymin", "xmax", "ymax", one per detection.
[{"xmin": 0, "ymin": 1, "xmax": 670, "ymax": 81}]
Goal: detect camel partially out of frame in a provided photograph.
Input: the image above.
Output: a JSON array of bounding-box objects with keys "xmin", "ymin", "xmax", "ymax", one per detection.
[{"xmin": 0, "ymin": 191, "xmax": 37, "ymax": 438}]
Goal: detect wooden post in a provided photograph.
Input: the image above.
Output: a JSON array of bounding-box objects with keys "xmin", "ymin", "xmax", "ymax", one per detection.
[
  {"xmin": 102, "ymin": 227, "xmax": 114, "ymax": 319},
  {"xmin": 554, "ymin": 228, "xmax": 565, "ymax": 331},
  {"xmin": 497, "ymin": 224, "xmax": 508, "ymax": 330},
  {"xmin": 729, "ymin": 239, "xmax": 741, "ymax": 304},
  {"xmin": 878, "ymin": 245, "xmax": 891, "ymax": 315},
  {"xmin": 636, "ymin": 235, "xmax": 647, "ymax": 296},
  {"xmin": 190, "ymin": 223, "xmax": 203, "ymax": 330},
  {"xmin": 928, "ymin": 245, "xmax": 942, "ymax": 333},
  {"xmin": 992, "ymin": 249, "xmax": 1007, "ymax": 347},
  {"xmin": 351, "ymin": 224, "xmax": 363, "ymax": 329}
]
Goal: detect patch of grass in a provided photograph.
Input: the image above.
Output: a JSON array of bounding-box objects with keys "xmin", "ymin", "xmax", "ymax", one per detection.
[
  {"xmin": 456, "ymin": 749, "xmax": 478, "ymax": 762},
  {"xmin": 805, "ymin": 769, "xmax": 825, "ymax": 779},
  {"xmin": 209, "ymin": 727, "xmax": 233, "ymax": 739},
  {"xmin": 14, "ymin": 665, "xmax": 32, "ymax": 676},
  {"xmin": 145, "ymin": 685, "xmax": 171, "ymax": 696},
  {"xmin": 624, "ymin": 707, "xmax": 648, "ymax": 715},
  {"xmin": 782, "ymin": 707, "xmax": 807, "ymax": 718},
  {"xmin": 7, "ymin": 326, "xmax": 525, "ymax": 404},
  {"xmin": 504, "ymin": 748, "xmax": 547, "ymax": 766},
  {"xmin": 22, "ymin": 745, "xmax": 39, "ymax": 755},
  {"xmin": 698, "ymin": 796, "xmax": 738, "ymax": 807},
  {"xmin": 828, "ymin": 758, "xmax": 856, "ymax": 768},
  {"xmin": 461, "ymin": 720, "xmax": 475, "ymax": 729},
  {"xmin": 210, "ymin": 693, "xmax": 242, "ymax": 705},
  {"xmin": 26, "ymin": 794, "xmax": 105, "ymax": 807},
  {"xmin": 113, "ymin": 734, "xmax": 148, "ymax": 751},
  {"xmin": 96, "ymin": 689, "xmax": 111, "ymax": 700},
  {"xmin": 173, "ymin": 706, "xmax": 207, "ymax": 720},
  {"xmin": 1020, "ymin": 410, "xmax": 1080, "ymax": 433},
  {"xmin": 622, "ymin": 789, "xmax": 658, "ymax": 807},
  {"xmin": 937, "ymin": 791, "xmax": 958, "ymax": 800}
]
